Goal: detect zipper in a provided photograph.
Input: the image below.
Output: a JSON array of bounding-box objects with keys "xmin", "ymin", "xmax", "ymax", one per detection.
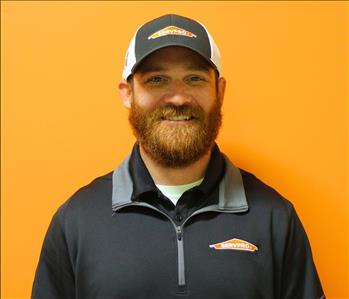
[
  {"xmin": 176, "ymin": 226, "xmax": 182, "ymax": 240},
  {"xmin": 175, "ymin": 225, "xmax": 186, "ymax": 292},
  {"xmin": 113, "ymin": 203, "xmax": 187, "ymax": 292},
  {"xmin": 113, "ymin": 202, "xmax": 246, "ymax": 293}
]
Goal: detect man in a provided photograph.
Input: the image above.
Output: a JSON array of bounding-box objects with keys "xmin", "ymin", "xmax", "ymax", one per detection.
[{"xmin": 32, "ymin": 14, "xmax": 325, "ymax": 299}]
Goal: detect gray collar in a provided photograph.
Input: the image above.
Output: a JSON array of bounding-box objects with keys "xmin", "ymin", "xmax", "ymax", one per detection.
[{"xmin": 112, "ymin": 154, "xmax": 248, "ymax": 213}]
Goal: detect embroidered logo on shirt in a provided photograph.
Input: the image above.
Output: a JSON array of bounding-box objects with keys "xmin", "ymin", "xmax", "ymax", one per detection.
[
  {"xmin": 148, "ymin": 26, "xmax": 197, "ymax": 40},
  {"xmin": 209, "ymin": 238, "xmax": 258, "ymax": 252}
]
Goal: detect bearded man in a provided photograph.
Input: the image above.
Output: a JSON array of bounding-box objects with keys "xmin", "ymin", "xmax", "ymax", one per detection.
[{"xmin": 32, "ymin": 14, "xmax": 325, "ymax": 299}]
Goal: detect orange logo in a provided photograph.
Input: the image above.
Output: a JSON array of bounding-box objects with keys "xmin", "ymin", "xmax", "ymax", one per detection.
[
  {"xmin": 148, "ymin": 26, "xmax": 197, "ymax": 40},
  {"xmin": 209, "ymin": 238, "xmax": 258, "ymax": 252}
]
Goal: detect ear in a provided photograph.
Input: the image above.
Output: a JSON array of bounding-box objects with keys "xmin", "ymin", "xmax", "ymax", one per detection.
[
  {"xmin": 217, "ymin": 77, "xmax": 226, "ymax": 104},
  {"xmin": 118, "ymin": 79, "xmax": 133, "ymax": 109}
]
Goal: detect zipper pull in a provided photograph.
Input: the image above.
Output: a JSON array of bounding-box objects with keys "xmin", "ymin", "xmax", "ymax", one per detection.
[{"xmin": 176, "ymin": 226, "xmax": 182, "ymax": 240}]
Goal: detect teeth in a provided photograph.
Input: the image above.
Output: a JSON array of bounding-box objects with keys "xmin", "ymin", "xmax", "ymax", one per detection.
[{"xmin": 166, "ymin": 116, "xmax": 191, "ymax": 121}]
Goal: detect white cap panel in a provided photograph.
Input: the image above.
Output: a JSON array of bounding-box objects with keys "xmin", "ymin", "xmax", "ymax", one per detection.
[
  {"xmin": 198, "ymin": 21, "xmax": 222, "ymax": 75},
  {"xmin": 122, "ymin": 31, "xmax": 138, "ymax": 80}
]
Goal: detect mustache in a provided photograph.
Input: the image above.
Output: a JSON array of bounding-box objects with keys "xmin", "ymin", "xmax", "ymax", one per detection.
[{"xmin": 151, "ymin": 103, "xmax": 204, "ymax": 120}]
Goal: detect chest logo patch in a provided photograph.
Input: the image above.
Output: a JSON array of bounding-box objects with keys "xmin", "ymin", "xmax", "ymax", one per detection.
[
  {"xmin": 148, "ymin": 26, "xmax": 197, "ymax": 40},
  {"xmin": 209, "ymin": 238, "xmax": 258, "ymax": 252}
]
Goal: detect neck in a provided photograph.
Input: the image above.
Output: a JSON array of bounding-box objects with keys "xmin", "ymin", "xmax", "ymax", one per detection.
[{"xmin": 139, "ymin": 145, "xmax": 211, "ymax": 185}]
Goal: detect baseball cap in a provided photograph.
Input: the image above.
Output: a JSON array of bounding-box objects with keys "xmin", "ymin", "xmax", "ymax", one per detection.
[{"xmin": 122, "ymin": 14, "xmax": 221, "ymax": 80}]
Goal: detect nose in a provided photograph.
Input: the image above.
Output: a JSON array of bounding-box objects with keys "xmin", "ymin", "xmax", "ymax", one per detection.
[{"xmin": 162, "ymin": 81, "xmax": 193, "ymax": 106}]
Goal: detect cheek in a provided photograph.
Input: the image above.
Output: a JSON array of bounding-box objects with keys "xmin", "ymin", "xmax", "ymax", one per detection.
[
  {"xmin": 194, "ymin": 89, "xmax": 217, "ymax": 112},
  {"xmin": 132, "ymin": 90, "xmax": 162, "ymax": 111}
]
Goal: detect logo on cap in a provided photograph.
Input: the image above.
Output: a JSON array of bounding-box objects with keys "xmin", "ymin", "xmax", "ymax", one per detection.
[
  {"xmin": 148, "ymin": 26, "xmax": 197, "ymax": 40},
  {"xmin": 209, "ymin": 238, "xmax": 258, "ymax": 252}
]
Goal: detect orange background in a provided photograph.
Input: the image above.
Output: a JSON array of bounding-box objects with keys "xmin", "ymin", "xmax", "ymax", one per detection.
[{"xmin": 1, "ymin": 1, "xmax": 348, "ymax": 298}]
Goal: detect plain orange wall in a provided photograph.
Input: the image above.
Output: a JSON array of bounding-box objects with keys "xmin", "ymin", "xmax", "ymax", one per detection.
[{"xmin": 1, "ymin": 1, "xmax": 348, "ymax": 298}]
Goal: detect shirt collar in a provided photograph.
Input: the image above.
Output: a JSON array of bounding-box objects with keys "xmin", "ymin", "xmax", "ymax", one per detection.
[
  {"xmin": 129, "ymin": 143, "xmax": 225, "ymax": 200},
  {"xmin": 196, "ymin": 143, "xmax": 225, "ymax": 195},
  {"xmin": 129, "ymin": 143, "xmax": 158, "ymax": 199},
  {"xmin": 112, "ymin": 143, "xmax": 248, "ymax": 213}
]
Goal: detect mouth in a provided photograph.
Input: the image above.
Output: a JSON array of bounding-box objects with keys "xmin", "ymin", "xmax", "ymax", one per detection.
[{"xmin": 160, "ymin": 115, "xmax": 195, "ymax": 122}]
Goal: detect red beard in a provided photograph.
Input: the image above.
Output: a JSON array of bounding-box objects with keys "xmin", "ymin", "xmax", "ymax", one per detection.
[{"xmin": 129, "ymin": 98, "xmax": 222, "ymax": 168}]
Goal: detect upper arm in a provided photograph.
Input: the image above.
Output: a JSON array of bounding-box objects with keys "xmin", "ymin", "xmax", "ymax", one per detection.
[
  {"xmin": 280, "ymin": 205, "xmax": 325, "ymax": 299},
  {"xmin": 31, "ymin": 207, "xmax": 75, "ymax": 299}
]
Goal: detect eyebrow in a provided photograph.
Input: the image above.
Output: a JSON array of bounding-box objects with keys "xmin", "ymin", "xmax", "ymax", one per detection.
[
  {"xmin": 185, "ymin": 62, "xmax": 211, "ymax": 72},
  {"xmin": 136, "ymin": 61, "xmax": 212, "ymax": 74}
]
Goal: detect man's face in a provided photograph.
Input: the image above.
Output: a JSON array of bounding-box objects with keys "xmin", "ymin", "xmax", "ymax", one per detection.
[{"xmin": 120, "ymin": 46, "xmax": 226, "ymax": 168}]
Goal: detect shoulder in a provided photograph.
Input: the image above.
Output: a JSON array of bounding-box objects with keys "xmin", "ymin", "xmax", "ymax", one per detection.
[
  {"xmin": 55, "ymin": 171, "xmax": 113, "ymax": 224},
  {"xmin": 238, "ymin": 168, "xmax": 308, "ymax": 245},
  {"xmin": 239, "ymin": 168, "xmax": 296, "ymax": 219}
]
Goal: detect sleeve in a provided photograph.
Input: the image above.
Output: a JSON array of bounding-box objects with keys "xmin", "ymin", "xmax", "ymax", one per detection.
[
  {"xmin": 31, "ymin": 207, "xmax": 75, "ymax": 299},
  {"xmin": 281, "ymin": 205, "xmax": 325, "ymax": 299}
]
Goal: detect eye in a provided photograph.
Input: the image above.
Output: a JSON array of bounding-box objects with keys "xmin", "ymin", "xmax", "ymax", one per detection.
[
  {"xmin": 145, "ymin": 76, "xmax": 167, "ymax": 85},
  {"xmin": 186, "ymin": 75, "xmax": 207, "ymax": 85},
  {"xmin": 190, "ymin": 76, "xmax": 204, "ymax": 81}
]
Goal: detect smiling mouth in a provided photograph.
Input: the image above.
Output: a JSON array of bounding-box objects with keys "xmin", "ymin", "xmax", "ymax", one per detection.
[{"xmin": 161, "ymin": 115, "xmax": 195, "ymax": 121}]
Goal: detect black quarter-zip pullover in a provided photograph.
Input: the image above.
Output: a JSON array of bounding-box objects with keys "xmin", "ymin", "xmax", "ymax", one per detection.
[{"xmin": 32, "ymin": 143, "xmax": 325, "ymax": 299}]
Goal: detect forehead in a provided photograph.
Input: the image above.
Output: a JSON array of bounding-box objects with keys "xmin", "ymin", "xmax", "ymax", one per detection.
[{"xmin": 134, "ymin": 46, "xmax": 214, "ymax": 74}]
